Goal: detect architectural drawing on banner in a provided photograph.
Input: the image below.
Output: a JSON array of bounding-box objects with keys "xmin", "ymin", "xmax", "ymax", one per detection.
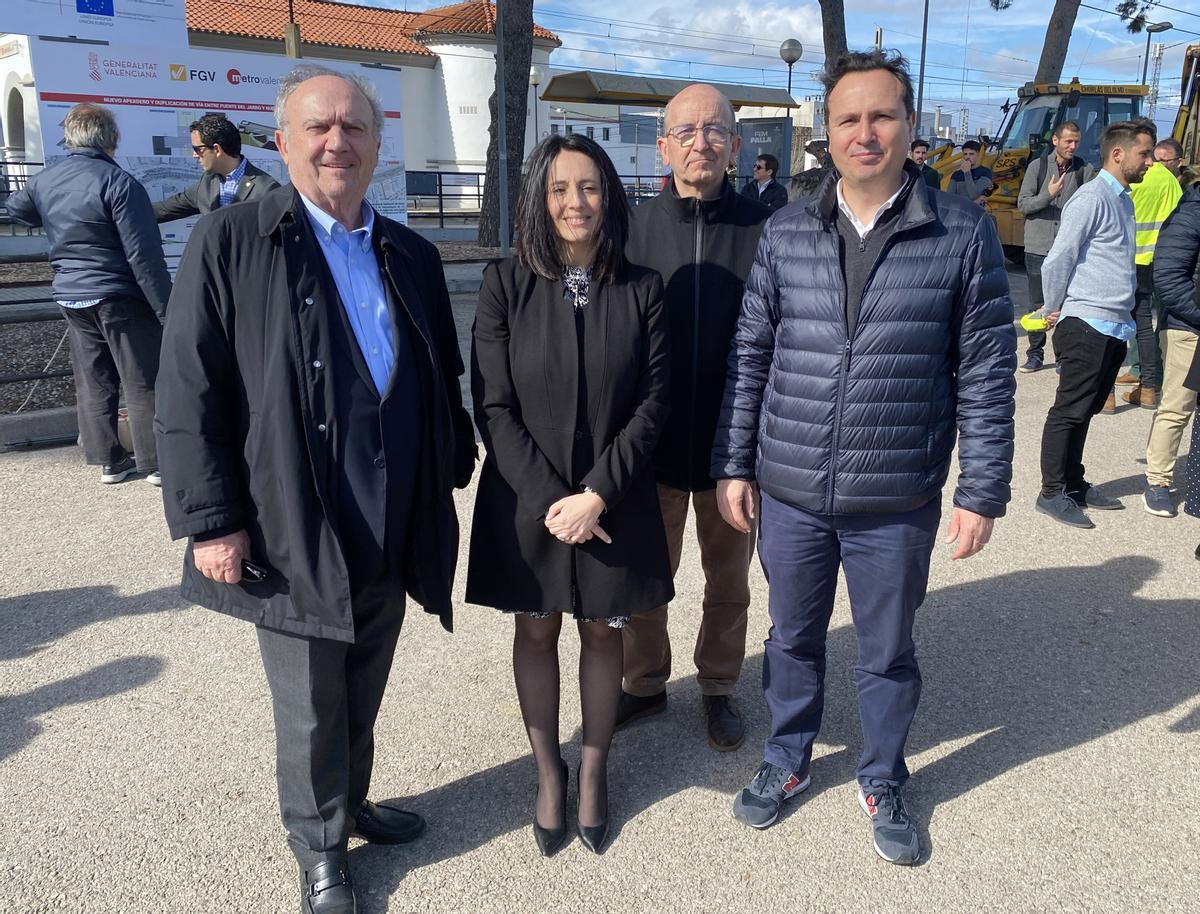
[
  {"xmin": 22, "ymin": 36, "xmax": 407, "ymax": 239},
  {"xmin": 2, "ymin": 0, "xmax": 189, "ymax": 48}
]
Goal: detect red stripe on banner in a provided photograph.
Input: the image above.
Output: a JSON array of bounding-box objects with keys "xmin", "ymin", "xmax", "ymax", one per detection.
[{"xmin": 40, "ymin": 91, "xmax": 275, "ymax": 113}]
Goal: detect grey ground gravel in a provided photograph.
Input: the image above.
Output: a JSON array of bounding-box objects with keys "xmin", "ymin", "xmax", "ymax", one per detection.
[{"xmin": 1, "ymin": 266, "xmax": 1197, "ymax": 914}]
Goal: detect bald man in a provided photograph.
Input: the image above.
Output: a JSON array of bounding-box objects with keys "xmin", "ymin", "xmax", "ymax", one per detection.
[{"xmin": 621, "ymin": 84, "xmax": 771, "ymax": 751}]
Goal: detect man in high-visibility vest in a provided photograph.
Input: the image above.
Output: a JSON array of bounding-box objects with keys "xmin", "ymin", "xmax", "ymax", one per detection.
[{"xmin": 1123, "ymin": 139, "xmax": 1184, "ymax": 407}]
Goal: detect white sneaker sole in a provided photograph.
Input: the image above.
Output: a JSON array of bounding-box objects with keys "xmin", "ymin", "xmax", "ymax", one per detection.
[
  {"xmin": 100, "ymin": 467, "xmax": 136, "ymax": 484},
  {"xmin": 1143, "ymin": 498, "xmax": 1175, "ymax": 518},
  {"xmin": 735, "ymin": 773, "xmax": 811, "ymax": 829},
  {"xmin": 857, "ymin": 789, "xmax": 920, "ymax": 865}
]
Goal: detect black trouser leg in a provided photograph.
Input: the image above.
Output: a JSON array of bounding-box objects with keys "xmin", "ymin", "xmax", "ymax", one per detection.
[
  {"xmin": 257, "ymin": 580, "xmax": 405, "ymax": 868},
  {"xmin": 1024, "ymin": 253, "xmax": 1047, "ymax": 360},
  {"xmin": 1134, "ymin": 265, "xmax": 1162, "ymax": 389},
  {"xmin": 94, "ymin": 297, "xmax": 162, "ymax": 470},
  {"xmin": 1040, "ymin": 318, "xmax": 1127, "ymax": 497},
  {"xmin": 61, "ymin": 306, "xmax": 124, "ymax": 466}
]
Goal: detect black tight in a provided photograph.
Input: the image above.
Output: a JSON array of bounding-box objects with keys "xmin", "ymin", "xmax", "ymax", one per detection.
[{"xmin": 513, "ymin": 614, "xmax": 623, "ymax": 828}]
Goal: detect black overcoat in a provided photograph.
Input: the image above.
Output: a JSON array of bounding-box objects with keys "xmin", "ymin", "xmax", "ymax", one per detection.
[
  {"xmin": 155, "ymin": 184, "xmax": 476, "ymax": 641},
  {"xmin": 465, "ymin": 258, "xmax": 674, "ymax": 618}
]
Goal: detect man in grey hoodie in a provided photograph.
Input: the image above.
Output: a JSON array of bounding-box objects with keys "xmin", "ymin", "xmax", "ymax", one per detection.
[
  {"xmin": 1016, "ymin": 120, "xmax": 1094, "ymax": 372},
  {"xmin": 1035, "ymin": 121, "xmax": 1155, "ymax": 528}
]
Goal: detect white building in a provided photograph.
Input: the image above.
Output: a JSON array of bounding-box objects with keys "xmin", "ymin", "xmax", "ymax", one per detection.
[{"xmin": 1, "ymin": 0, "xmax": 561, "ymax": 175}]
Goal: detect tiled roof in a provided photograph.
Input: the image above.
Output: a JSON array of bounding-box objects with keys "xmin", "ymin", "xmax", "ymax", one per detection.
[
  {"xmin": 185, "ymin": 0, "xmax": 558, "ymax": 56},
  {"xmin": 409, "ymin": 1, "xmax": 558, "ymax": 42}
]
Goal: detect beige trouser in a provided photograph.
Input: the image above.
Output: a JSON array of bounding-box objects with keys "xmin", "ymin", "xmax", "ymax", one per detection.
[
  {"xmin": 621, "ymin": 484, "xmax": 757, "ymax": 698},
  {"xmin": 1146, "ymin": 329, "xmax": 1199, "ymax": 488}
]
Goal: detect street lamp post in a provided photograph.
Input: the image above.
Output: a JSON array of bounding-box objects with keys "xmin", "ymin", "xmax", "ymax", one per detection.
[
  {"xmin": 779, "ymin": 39, "xmax": 803, "ymax": 96},
  {"xmin": 1142, "ymin": 21, "xmax": 1172, "ymax": 84},
  {"xmin": 529, "ymin": 65, "xmax": 544, "ymax": 142}
]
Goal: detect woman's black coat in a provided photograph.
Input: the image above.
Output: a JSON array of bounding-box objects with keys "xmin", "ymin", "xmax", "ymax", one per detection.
[{"xmin": 465, "ymin": 257, "xmax": 674, "ymax": 618}]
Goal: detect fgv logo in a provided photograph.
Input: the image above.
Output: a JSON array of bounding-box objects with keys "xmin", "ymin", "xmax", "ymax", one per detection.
[
  {"xmin": 227, "ymin": 69, "xmax": 242, "ymax": 85},
  {"xmin": 77, "ymin": 0, "xmax": 115, "ymax": 16},
  {"xmin": 171, "ymin": 65, "xmax": 218, "ymax": 82},
  {"xmin": 88, "ymin": 52, "xmax": 102, "ymax": 82}
]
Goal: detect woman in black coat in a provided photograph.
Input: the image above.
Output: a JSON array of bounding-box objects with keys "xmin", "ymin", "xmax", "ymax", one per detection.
[{"xmin": 467, "ymin": 134, "xmax": 672, "ymax": 855}]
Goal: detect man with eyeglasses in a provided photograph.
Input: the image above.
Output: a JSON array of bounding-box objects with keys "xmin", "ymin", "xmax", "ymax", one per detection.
[
  {"xmin": 154, "ymin": 113, "xmax": 279, "ymax": 223},
  {"xmin": 621, "ymin": 84, "xmax": 772, "ymax": 752},
  {"xmin": 741, "ymin": 154, "xmax": 789, "ymax": 211}
]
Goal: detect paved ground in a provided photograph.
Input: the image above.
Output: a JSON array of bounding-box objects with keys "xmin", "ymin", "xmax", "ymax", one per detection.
[{"xmin": 2, "ymin": 264, "xmax": 1198, "ymax": 913}]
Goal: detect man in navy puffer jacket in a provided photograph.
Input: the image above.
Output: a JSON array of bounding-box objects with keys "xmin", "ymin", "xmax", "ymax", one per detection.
[{"xmin": 712, "ymin": 50, "xmax": 1016, "ymax": 865}]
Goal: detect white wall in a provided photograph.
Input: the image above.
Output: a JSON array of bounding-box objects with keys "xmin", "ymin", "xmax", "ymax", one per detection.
[{"xmin": 0, "ymin": 35, "xmax": 42, "ymax": 161}]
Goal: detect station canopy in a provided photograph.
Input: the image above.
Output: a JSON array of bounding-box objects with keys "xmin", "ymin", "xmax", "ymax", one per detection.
[{"xmin": 540, "ymin": 70, "xmax": 801, "ymax": 109}]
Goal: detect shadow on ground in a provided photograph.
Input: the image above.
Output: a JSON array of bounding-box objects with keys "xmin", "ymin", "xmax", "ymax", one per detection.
[
  {"xmin": 351, "ymin": 555, "xmax": 1200, "ymax": 904},
  {"xmin": 0, "ymin": 584, "xmax": 185, "ymax": 761}
]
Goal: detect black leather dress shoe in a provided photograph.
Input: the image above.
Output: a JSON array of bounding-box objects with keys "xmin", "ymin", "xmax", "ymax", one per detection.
[
  {"xmin": 614, "ymin": 690, "xmax": 667, "ymax": 730},
  {"xmin": 301, "ymin": 860, "xmax": 356, "ymax": 914},
  {"xmin": 353, "ymin": 799, "xmax": 427, "ymax": 845},
  {"xmin": 703, "ymin": 695, "xmax": 745, "ymax": 752}
]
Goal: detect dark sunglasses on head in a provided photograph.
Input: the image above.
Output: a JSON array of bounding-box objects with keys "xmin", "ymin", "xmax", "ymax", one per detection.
[{"xmin": 666, "ymin": 123, "xmax": 732, "ymax": 147}]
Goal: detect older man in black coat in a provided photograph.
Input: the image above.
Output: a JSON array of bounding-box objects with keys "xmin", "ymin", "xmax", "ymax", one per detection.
[{"xmin": 155, "ymin": 65, "xmax": 474, "ymax": 914}]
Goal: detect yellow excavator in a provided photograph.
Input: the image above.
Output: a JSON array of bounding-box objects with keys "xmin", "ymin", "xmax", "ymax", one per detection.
[{"xmin": 930, "ymin": 43, "xmax": 1200, "ymax": 262}]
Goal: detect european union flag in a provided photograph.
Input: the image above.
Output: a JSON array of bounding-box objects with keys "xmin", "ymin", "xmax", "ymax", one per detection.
[{"xmin": 77, "ymin": 0, "xmax": 115, "ymax": 16}]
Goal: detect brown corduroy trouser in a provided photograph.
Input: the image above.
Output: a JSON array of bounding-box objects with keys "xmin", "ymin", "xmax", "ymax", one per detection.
[{"xmin": 622, "ymin": 483, "xmax": 757, "ymax": 698}]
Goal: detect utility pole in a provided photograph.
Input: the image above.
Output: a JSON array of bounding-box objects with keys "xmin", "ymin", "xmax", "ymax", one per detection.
[
  {"xmin": 957, "ymin": 107, "xmax": 968, "ymax": 144},
  {"xmin": 874, "ymin": 28, "xmax": 883, "ymax": 51},
  {"xmin": 915, "ymin": 0, "xmax": 929, "ymax": 137},
  {"xmin": 1148, "ymin": 43, "xmax": 1165, "ymax": 119}
]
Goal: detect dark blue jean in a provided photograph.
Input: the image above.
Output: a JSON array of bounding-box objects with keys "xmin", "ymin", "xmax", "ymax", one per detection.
[{"xmin": 757, "ymin": 492, "xmax": 941, "ymax": 786}]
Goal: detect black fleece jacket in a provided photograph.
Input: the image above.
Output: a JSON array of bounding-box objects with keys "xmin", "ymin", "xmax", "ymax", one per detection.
[{"xmin": 626, "ymin": 180, "xmax": 771, "ymax": 491}]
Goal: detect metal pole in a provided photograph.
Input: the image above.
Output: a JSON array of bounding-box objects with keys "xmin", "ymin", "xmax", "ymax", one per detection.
[
  {"xmin": 496, "ymin": 0, "xmax": 510, "ymax": 256},
  {"xmin": 533, "ymin": 86, "xmax": 539, "ymax": 141},
  {"xmin": 787, "ymin": 63, "xmax": 794, "ymax": 95},
  {"xmin": 1141, "ymin": 31, "xmax": 1152, "ymax": 84},
  {"xmin": 915, "ymin": 0, "xmax": 929, "ymax": 135}
]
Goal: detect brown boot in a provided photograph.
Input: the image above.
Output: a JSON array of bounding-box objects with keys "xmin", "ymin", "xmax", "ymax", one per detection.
[
  {"xmin": 1101, "ymin": 388, "xmax": 1117, "ymax": 414},
  {"xmin": 1123, "ymin": 386, "xmax": 1160, "ymax": 409}
]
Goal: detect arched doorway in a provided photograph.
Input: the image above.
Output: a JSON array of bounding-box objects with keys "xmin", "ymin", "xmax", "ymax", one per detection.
[{"xmin": 5, "ymin": 87, "xmax": 26, "ymax": 157}]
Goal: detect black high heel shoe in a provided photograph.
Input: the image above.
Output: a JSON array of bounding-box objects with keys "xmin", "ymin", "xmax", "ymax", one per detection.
[
  {"xmin": 575, "ymin": 763, "xmax": 610, "ymax": 854},
  {"xmin": 532, "ymin": 760, "xmax": 569, "ymax": 857}
]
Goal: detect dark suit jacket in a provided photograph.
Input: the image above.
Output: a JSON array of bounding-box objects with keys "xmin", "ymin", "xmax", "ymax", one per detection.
[
  {"xmin": 155, "ymin": 184, "xmax": 476, "ymax": 640},
  {"xmin": 741, "ymin": 178, "xmax": 789, "ymax": 211},
  {"xmin": 466, "ymin": 257, "xmax": 674, "ymax": 618},
  {"xmin": 154, "ymin": 158, "xmax": 279, "ymax": 223}
]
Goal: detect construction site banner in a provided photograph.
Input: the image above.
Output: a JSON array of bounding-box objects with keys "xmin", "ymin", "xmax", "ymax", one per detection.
[
  {"xmin": 27, "ymin": 38, "xmax": 407, "ymax": 238},
  {"xmin": 2, "ymin": 0, "xmax": 188, "ymax": 48}
]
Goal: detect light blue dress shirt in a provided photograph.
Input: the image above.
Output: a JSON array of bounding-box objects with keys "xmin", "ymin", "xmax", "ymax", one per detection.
[
  {"xmin": 299, "ymin": 194, "xmax": 395, "ymax": 395},
  {"xmin": 1081, "ymin": 169, "xmax": 1137, "ymax": 342}
]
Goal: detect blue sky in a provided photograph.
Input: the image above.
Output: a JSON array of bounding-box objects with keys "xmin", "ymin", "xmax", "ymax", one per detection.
[{"xmin": 364, "ymin": 0, "xmax": 1199, "ymax": 137}]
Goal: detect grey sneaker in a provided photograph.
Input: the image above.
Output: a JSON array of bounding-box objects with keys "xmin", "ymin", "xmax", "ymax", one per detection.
[
  {"xmin": 733, "ymin": 761, "xmax": 810, "ymax": 829},
  {"xmin": 1018, "ymin": 355, "xmax": 1043, "ymax": 373},
  {"xmin": 1035, "ymin": 493, "xmax": 1094, "ymax": 529},
  {"xmin": 858, "ymin": 780, "xmax": 920, "ymax": 865},
  {"xmin": 1143, "ymin": 484, "xmax": 1176, "ymax": 518},
  {"xmin": 145, "ymin": 471, "xmax": 162, "ymax": 487},
  {"xmin": 100, "ymin": 454, "xmax": 137, "ymax": 484}
]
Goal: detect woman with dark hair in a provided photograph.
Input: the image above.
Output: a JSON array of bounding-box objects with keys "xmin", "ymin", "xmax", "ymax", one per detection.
[{"xmin": 467, "ymin": 134, "xmax": 673, "ymax": 856}]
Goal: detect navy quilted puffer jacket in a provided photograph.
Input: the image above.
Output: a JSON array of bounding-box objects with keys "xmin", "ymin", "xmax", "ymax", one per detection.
[{"xmin": 711, "ymin": 162, "xmax": 1017, "ymax": 518}]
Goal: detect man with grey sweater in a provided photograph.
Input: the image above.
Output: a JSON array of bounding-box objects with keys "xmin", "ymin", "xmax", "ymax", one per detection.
[
  {"xmin": 1016, "ymin": 120, "xmax": 1094, "ymax": 372},
  {"xmin": 1035, "ymin": 121, "xmax": 1155, "ymax": 528}
]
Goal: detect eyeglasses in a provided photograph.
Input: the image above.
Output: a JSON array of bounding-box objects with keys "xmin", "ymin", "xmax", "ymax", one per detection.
[
  {"xmin": 752, "ymin": 164, "xmax": 765, "ymax": 171},
  {"xmin": 666, "ymin": 123, "xmax": 733, "ymax": 147},
  {"xmin": 1155, "ymin": 156, "xmax": 1180, "ymax": 166},
  {"xmin": 191, "ymin": 144, "xmax": 214, "ymax": 154}
]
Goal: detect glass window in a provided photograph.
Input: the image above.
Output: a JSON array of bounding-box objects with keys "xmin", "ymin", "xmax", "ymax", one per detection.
[
  {"xmin": 1001, "ymin": 96, "xmax": 1060, "ymax": 153},
  {"xmin": 603, "ymin": 128, "xmax": 611, "ymax": 141},
  {"xmin": 1063, "ymin": 94, "xmax": 1105, "ymax": 167},
  {"xmin": 551, "ymin": 124, "xmax": 559, "ymax": 136},
  {"xmin": 586, "ymin": 126, "xmax": 594, "ymax": 139}
]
